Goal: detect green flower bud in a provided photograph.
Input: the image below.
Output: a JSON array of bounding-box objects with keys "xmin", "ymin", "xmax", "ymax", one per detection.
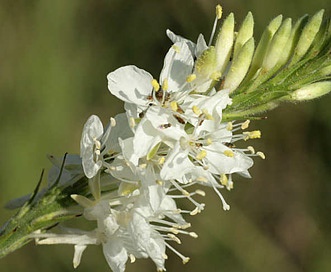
[
  {"xmin": 289, "ymin": 81, "xmax": 331, "ymax": 101},
  {"xmin": 245, "ymin": 15, "xmax": 283, "ymax": 81},
  {"xmin": 215, "ymin": 13, "xmax": 235, "ymax": 74},
  {"xmin": 233, "ymin": 12, "xmax": 254, "ymax": 59},
  {"xmin": 224, "ymin": 38, "xmax": 255, "ymax": 92},
  {"xmin": 290, "ymin": 9, "xmax": 324, "ymax": 65},
  {"xmin": 262, "ymin": 18, "xmax": 292, "ymax": 71},
  {"xmin": 277, "ymin": 15, "xmax": 309, "ymax": 67}
]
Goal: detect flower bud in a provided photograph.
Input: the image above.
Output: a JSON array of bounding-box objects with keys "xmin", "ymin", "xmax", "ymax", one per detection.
[
  {"xmin": 224, "ymin": 38, "xmax": 255, "ymax": 92},
  {"xmin": 277, "ymin": 15, "xmax": 309, "ymax": 67},
  {"xmin": 290, "ymin": 81, "xmax": 331, "ymax": 101},
  {"xmin": 291, "ymin": 9, "xmax": 324, "ymax": 65},
  {"xmin": 262, "ymin": 18, "xmax": 292, "ymax": 71},
  {"xmin": 215, "ymin": 13, "xmax": 235, "ymax": 74},
  {"xmin": 245, "ymin": 15, "xmax": 283, "ymax": 80},
  {"xmin": 233, "ymin": 12, "xmax": 254, "ymax": 59}
]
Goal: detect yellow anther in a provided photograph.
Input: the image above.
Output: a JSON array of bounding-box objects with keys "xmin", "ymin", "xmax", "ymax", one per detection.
[
  {"xmin": 216, "ymin": 4, "xmax": 223, "ymax": 19},
  {"xmin": 162, "ymin": 78, "xmax": 169, "ymax": 91},
  {"xmin": 196, "ymin": 150, "xmax": 207, "ymax": 160},
  {"xmin": 220, "ymin": 174, "xmax": 228, "ymax": 186},
  {"xmin": 247, "ymin": 146, "xmax": 255, "ymax": 154},
  {"xmin": 182, "ymin": 190, "xmax": 190, "ymax": 197},
  {"xmin": 186, "ymin": 74, "xmax": 197, "ymax": 83},
  {"xmin": 158, "ymin": 156, "xmax": 165, "ymax": 165},
  {"xmin": 244, "ymin": 130, "xmax": 262, "ymax": 140},
  {"xmin": 195, "ymin": 189, "xmax": 206, "ymax": 196},
  {"xmin": 223, "ymin": 150, "xmax": 234, "ymax": 157},
  {"xmin": 202, "ymin": 109, "xmax": 213, "ymax": 120},
  {"xmin": 210, "ymin": 71, "xmax": 222, "ymax": 80},
  {"xmin": 110, "ymin": 117, "xmax": 116, "ymax": 127},
  {"xmin": 151, "ymin": 79, "xmax": 160, "ymax": 91},
  {"xmin": 227, "ymin": 122, "xmax": 233, "ymax": 131},
  {"xmin": 196, "ymin": 176, "xmax": 208, "ymax": 183},
  {"xmin": 257, "ymin": 151, "xmax": 266, "ymax": 159},
  {"xmin": 172, "ymin": 44, "xmax": 180, "ymax": 53},
  {"xmin": 192, "ymin": 105, "xmax": 202, "ymax": 115},
  {"xmin": 170, "ymin": 101, "xmax": 178, "ymax": 112},
  {"xmin": 189, "ymin": 232, "xmax": 198, "ymax": 238},
  {"xmin": 156, "ymin": 180, "xmax": 164, "ymax": 185},
  {"xmin": 129, "ymin": 254, "xmax": 136, "ymax": 263},
  {"xmin": 119, "ymin": 182, "xmax": 139, "ymax": 196},
  {"xmin": 139, "ymin": 163, "xmax": 147, "ymax": 169},
  {"xmin": 206, "ymin": 137, "xmax": 212, "ymax": 145},
  {"xmin": 183, "ymin": 257, "xmax": 190, "ymax": 264},
  {"xmin": 241, "ymin": 120, "xmax": 250, "ymax": 130},
  {"xmin": 130, "ymin": 117, "xmax": 136, "ymax": 128}
]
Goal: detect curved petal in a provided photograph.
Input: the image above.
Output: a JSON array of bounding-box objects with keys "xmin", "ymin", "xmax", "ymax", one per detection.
[
  {"xmin": 80, "ymin": 115, "xmax": 104, "ymax": 178},
  {"xmin": 103, "ymin": 239, "xmax": 128, "ymax": 272},
  {"xmin": 107, "ymin": 65, "xmax": 153, "ymax": 109},
  {"xmin": 159, "ymin": 41, "xmax": 194, "ymax": 92}
]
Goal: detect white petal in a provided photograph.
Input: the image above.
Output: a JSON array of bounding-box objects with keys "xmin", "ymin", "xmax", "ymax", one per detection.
[
  {"xmin": 80, "ymin": 115, "xmax": 104, "ymax": 178},
  {"xmin": 145, "ymin": 107, "xmax": 186, "ymax": 142},
  {"xmin": 103, "ymin": 239, "xmax": 128, "ymax": 272},
  {"xmin": 105, "ymin": 113, "xmax": 133, "ymax": 153},
  {"xmin": 160, "ymin": 143, "xmax": 194, "ymax": 181},
  {"xmin": 107, "ymin": 65, "xmax": 153, "ymax": 110},
  {"xmin": 159, "ymin": 41, "xmax": 194, "ymax": 92},
  {"xmin": 132, "ymin": 119, "xmax": 162, "ymax": 162},
  {"xmin": 205, "ymin": 142, "xmax": 254, "ymax": 174},
  {"xmin": 166, "ymin": 29, "xmax": 196, "ymax": 54},
  {"xmin": 73, "ymin": 245, "xmax": 87, "ymax": 268},
  {"xmin": 195, "ymin": 33, "xmax": 208, "ymax": 57}
]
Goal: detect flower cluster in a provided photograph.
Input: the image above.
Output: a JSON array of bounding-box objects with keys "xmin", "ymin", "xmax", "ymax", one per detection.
[
  {"xmin": 30, "ymin": 5, "xmax": 331, "ymax": 272},
  {"xmin": 33, "ymin": 6, "xmax": 265, "ymax": 271}
]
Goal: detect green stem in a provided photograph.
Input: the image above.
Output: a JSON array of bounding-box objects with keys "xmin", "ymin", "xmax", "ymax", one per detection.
[{"xmin": 0, "ymin": 176, "xmax": 87, "ymax": 258}]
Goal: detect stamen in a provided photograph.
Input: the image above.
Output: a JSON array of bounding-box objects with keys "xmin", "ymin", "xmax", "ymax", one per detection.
[
  {"xmin": 247, "ymin": 146, "xmax": 255, "ymax": 154},
  {"xmin": 223, "ymin": 150, "xmax": 234, "ymax": 157},
  {"xmin": 170, "ymin": 101, "xmax": 178, "ymax": 112},
  {"xmin": 186, "ymin": 74, "xmax": 196, "ymax": 83},
  {"xmin": 220, "ymin": 174, "xmax": 228, "ymax": 186},
  {"xmin": 243, "ymin": 130, "xmax": 262, "ymax": 140},
  {"xmin": 110, "ymin": 117, "xmax": 116, "ymax": 127},
  {"xmin": 129, "ymin": 117, "xmax": 136, "ymax": 128},
  {"xmin": 202, "ymin": 109, "xmax": 213, "ymax": 120},
  {"xmin": 152, "ymin": 79, "xmax": 160, "ymax": 91},
  {"xmin": 210, "ymin": 71, "xmax": 222, "ymax": 80},
  {"xmin": 165, "ymin": 243, "xmax": 190, "ymax": 264},
  {"xmin": 158, "ymin": 157, "xmax": 165, "ymax": 165},
  {"xmin": 172, "ymin": 45, "xmax": 180, "ymax": 53},
  {"xmin": 206, "ymin": 137, "xmax": 213, "ymax": 145},
  {"xmin": 241, "ymin": 120, "xmax": 250, "ymax": 130},
  {"xmin": 256, "ymin": 151, "xmax": 266, "ymax": 159},
  {"xmin": 227, "ymin": 122, "xmax": 233, "ymax": 131},
  {"xmin": 167, "ymin": 233, "xmax": 182, "ymax": 244},
  {"xmin": 192, "ymin": 105, "xmax": 201, "ymax": 115},
  {"xmin": 129, "ymin": 254, "xmax": 136, "ymax": 263},
  {"xmin": 196, "ymin": 150, "xmax": 207, "ymax": 160},
  {"xmin": 162, "ymin": 78, "xmax": 169, "ymax": 91},
  {"xmin": 208, "ymin": 4, "xmax": 223, "ymax": 46}
]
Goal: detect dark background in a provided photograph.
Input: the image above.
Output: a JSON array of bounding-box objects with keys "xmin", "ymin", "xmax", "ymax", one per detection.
[{"xmin": 0, "ymin": 0, "xmax": 330, "ymax": 271}]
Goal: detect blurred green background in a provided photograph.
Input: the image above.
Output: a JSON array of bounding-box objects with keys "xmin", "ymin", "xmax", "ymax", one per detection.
[{"xmin": 0, "ymin": 0, "xmax": 330, "ymax": 271}]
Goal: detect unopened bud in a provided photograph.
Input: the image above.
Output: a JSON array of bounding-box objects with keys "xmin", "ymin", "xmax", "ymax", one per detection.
[
  {"xmin": 215, "ymin": 13, "xmax": 235, "ymax": 74},
  {"xmin": 290, "ymin": 81, "xmax": 331, "ymax": 101},
  {"xmin": 224, "ymin": 38, "xmax": 255, "ymax": 92},
  {"xmin": 263, "ymin": 18, "xmax": 292, "ymax": 71},
  {"xmin": 291, "ymin": 9, "xmax": 324, "ymax": 64},
  {"xmin": 233, "ymin": 12, "xmax": 254, "ymax": 59}
]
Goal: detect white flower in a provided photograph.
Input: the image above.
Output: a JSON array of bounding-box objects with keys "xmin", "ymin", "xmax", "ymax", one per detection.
[
  {"xmin": 80, "ymin": 114, "xmax": 126, "ymax": 179},
  {"xmin": 107, "ymin": 41, "xmax": 195, "ymax": 119},
  {"xmin": 80, "ymin": 115, "xmax": 107, "ymax": 178}
]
